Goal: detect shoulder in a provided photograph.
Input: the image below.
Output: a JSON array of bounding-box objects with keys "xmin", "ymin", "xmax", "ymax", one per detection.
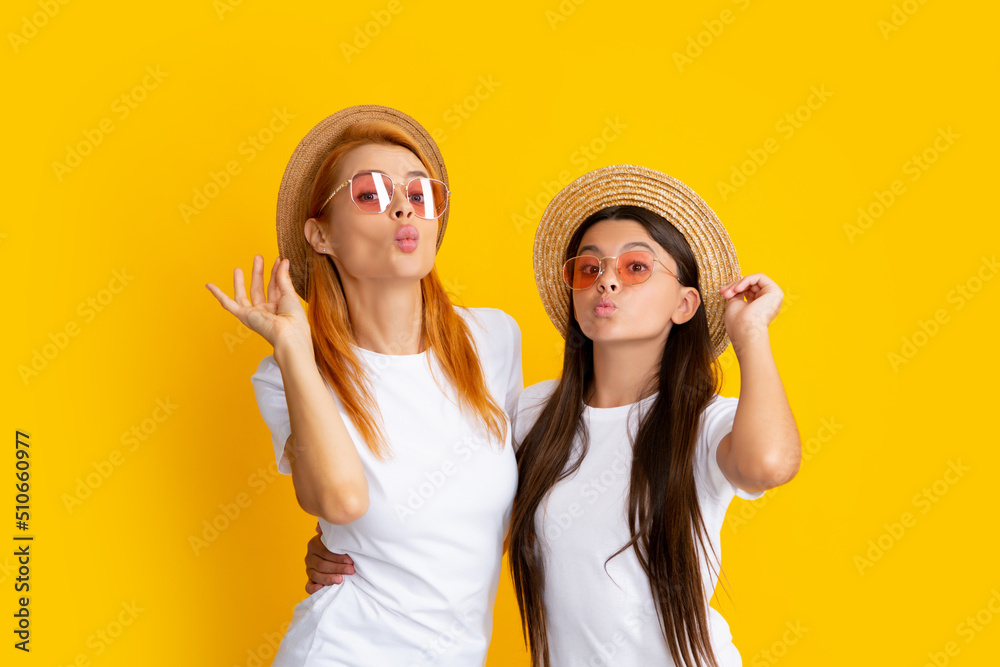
[
  {"xmin": 697, "ymin": 393, "xmax": 739, "ymax": 452},
  {"xmin": 454, "ymin": 306, "xmax": 522, "ymax": 359},
  {"xmin": 455, "ymin": 306, "xmax": 520, "ymax": 338},
  {"xmin": 513, "ymin": 379, "xmax": 560, "ymax": 444},
  {"xmin": 518, "ymin": 379, "xmax": 560, "ymax": 408},
  {"xmin": 702, "ymin": 393, "xmax": 739, "ymax": 420}
]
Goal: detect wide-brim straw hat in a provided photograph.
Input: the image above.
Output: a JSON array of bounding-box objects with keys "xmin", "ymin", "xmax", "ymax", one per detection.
[
  {"xmin": 533, "ymin": 164, "xmax": 740, "ymax": 359},
  {"xmin": 275, "ymin": 104, "xmax": 449, "ymax": 301}
]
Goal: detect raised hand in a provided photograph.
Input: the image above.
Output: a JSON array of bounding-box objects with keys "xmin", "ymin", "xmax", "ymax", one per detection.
[
  {"xmin": 719, "ymin": 272, "xmax": 784, "ymax": 348},
  {"xmin": 206, "ymin": 255, "xmax": 312, "ymax": 351}
]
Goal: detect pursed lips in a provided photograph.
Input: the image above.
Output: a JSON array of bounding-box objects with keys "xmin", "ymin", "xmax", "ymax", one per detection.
[{"xmin": 594, "ymin": 297, "xmax": 617, "ymax": 317}]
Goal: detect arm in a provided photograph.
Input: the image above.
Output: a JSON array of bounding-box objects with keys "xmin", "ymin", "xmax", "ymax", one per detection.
[
  {"xmin": 208, "ymin": 255, "xmax": 369, "ymax": 524},
  {"xmin": 277, "ymin": 339, "xmax": 370, "ymax": 524},
  {"xmin": 715, "ymin": 273, "xmax": 801, "ymax": 494}
]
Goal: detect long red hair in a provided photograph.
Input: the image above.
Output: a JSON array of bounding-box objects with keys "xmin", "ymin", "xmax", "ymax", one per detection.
[{"xmin": 303, "ymin": 121, "xmax": 507, "ymax": 459}]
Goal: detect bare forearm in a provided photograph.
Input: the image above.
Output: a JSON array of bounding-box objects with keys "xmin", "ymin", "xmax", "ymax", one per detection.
[
  {"xmin": 730, "ymin": 330, "xmax": 800, "ymax": 487},
  {"xmin": 274, "ymin": 338, "xmax": 369, "ymax": 524}
]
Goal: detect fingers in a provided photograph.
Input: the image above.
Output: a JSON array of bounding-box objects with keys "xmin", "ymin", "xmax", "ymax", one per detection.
[
  {"xmin": 267, "ymin": 256, "xmax": 281, "ymax": 303},
  {"xmin": 249, "ymin": 255, "xmax": 266, "ymax": 306},
  {"xmin": 720, "ymin": 273, "xmax": 776, "ymax": 299},
  {"xmin": 233, "ymin": 267, "xmax": 251, "ymax": 308},
  {"xmin": 305, "ymin": 533, "xmax": 354, "ymax": 587},
  {"xmin": 305, "ymin": 580, "xmax": 327, "ymax": 595},
  {"xmin": 307, "ymin": 545, "xmax": 355, "ymax": 569},
  {"xmin": 204, "ymin": 282, "xmax": 242, "ymax": 317},
  {"xmin": 315, "ymin": 521, "xmax": 322, "ymax": 534},
  {"xmin": 277, "ymin": 258, "xmax": 295, "ymax": 293},
  {"xmin": 307, "ymin": 567, "xmax": 346, "ymax": 586}
]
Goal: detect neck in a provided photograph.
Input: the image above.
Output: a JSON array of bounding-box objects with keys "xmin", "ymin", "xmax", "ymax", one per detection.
[
  {"xmin": 587, "ymin": 335, "xmax": 666, "ymax": 408},
  {"xmin": 341, "ymin": 276, "xmax": 424, "ymax": 355}
]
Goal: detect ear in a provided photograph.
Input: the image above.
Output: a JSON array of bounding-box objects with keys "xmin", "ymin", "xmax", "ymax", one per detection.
[
  {"xmin": 671, "ymin": 286, "xmax": 701, "ymax": 325},
  {"xmin": 303, "ymin": 217, "xmax": 332, "ymax": 256}
]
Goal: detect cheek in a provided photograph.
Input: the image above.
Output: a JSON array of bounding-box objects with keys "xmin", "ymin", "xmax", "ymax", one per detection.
[
  {"xmin": 633, "ymin": 286, "xmax": 676, "ymax": 331},
  {"xmin": 331, "ymin": 216, "xmax": 384, "ymax": 249}
]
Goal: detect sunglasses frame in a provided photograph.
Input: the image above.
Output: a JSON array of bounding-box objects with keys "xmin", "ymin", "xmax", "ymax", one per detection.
[
  {"xmin": 562, "ymin": 250, "xmax": 679, "ymax": 290},
  {"xmin": 318, "ymin": 170, "xmax": 450, "ymax": 219}
]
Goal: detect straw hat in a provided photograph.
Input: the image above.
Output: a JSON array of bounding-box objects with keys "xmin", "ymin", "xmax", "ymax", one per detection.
[
  {"xmin": 533, "ymin": 165, "xmax": 740, "ymax": 359},
  {"xmin": 275, "ymin": 104, "xmax": 449, "ymax": 301}
]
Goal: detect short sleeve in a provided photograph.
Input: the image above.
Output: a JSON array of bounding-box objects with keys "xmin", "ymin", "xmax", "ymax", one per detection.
[
  {"xmin": 697, "ymin": 395, "xmax": 765, "ymax": 501},
  {"xmin": 504, "ymin": 314, "xmax": 524, "ymax": 424},
  {"xmin": 512, "ymin": 379, "xmax": 559, "ymax": 454},
  {"xmin": 249, "ymin": 355, "xmax": 293, "ymax": 475}
]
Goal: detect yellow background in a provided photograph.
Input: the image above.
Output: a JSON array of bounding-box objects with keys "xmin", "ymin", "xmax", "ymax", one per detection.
[{"xmin": 4, "ymin": 0, "xmax": 998, "ymax": 665}]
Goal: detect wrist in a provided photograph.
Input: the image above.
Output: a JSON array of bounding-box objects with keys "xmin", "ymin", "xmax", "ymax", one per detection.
[
  {"xmin": 730, "ymin": 324, "xmax": 771, "ymax": 358},
  {"xmin": 273, "ymin": 333, "xmax": 316, "ymax": 368}
]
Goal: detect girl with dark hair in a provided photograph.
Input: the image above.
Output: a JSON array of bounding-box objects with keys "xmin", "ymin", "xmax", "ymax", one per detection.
[{"xmin": 304, "ymin": 165, "xmax": 799, "ymax": 666}]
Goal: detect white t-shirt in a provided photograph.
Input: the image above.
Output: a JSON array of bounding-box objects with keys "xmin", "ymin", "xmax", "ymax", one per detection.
[
  {"xmin": 250, "ymin": 307, "xmax": 522, "ymax": 667},
  {"xmin": 513, "ymin": 379, "xmax": 765, "ymax": 667}
]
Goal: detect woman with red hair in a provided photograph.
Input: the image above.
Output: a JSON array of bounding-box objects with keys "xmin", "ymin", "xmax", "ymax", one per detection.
[{"xmin": 207, "ymin": 105, "xmax": 521, "ymax": 666}]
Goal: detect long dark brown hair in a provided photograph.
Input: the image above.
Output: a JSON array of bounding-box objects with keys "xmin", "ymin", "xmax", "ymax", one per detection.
[{"xmin": 510, "ymin": 205, "xmax": 729, "ymax": 667}]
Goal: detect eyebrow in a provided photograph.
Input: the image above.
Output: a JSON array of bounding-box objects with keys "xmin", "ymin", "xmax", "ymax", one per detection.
[
  {"xmin": 355, "ymin": 168, "xmax": 429, "ymax": 179},
  {"xmin": 578, "ymin": 241, "xmax": 656, "ymax": 254}
]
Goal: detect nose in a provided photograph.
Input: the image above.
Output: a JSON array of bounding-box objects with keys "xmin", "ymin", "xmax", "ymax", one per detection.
[
  {"xmin": 595, "ymin": 259, "xmax": 620, "ymax": 293},
  {"xmin": 389, "ymin": 184, "xmax": 414, "ymax": 220}
]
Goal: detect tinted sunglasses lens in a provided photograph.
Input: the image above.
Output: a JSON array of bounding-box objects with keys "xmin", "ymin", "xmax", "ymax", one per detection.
[
  {"xmin": 350, "ymin": 172, "xmax": 393, "ymax": 212},
  {"xmin": 563, "ymin": 256, "xmax": 601, "ymax": 289},
  {"xmin": 407, "ymin": 178, "xmax": 448, "ymax": 219},
  {"xmin": 617, "ymin": 251, "xmax": 655, "ymax": 285}
]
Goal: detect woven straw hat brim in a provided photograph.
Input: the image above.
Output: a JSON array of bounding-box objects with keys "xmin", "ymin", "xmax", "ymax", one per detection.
[
  {"xmin": 276, "ymin": 104, "xmax": 449, "ymax": 301},
  {"xmin": 533, "ymin": 165, "xmax": 740, "ymax": 359}
]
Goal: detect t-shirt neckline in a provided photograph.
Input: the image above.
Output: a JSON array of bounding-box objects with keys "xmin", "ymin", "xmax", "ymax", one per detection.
[{"xmin": 583, "ymin": 392, "xmax": 659, "ymax": 421}]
